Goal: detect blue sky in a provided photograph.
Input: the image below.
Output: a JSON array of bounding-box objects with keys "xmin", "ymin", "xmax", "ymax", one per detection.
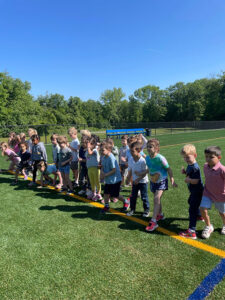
[{"xmin": 0, "ymin": 0, "xmax": 225, "ymax": 100}]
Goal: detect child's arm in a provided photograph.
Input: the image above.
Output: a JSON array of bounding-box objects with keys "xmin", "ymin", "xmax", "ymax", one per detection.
[
  {"xmin": 184, "ymin": 177, "xmax": 199, "ymax": 184},
  {"xmin": 61, "ymin": 156, "xmax": 72, "ymax": 166},
  {"xmin": 101, "ymin": 168, "xmax": 116, "ymax": 180},
  {"xmin": 125, "ymin": 169, "xmax": 132, "ymax": 184},
  {"xmin": 167, "ymin": 167, "xmax": 178, "ymax": 187},
  {"xmin": 40, "ymin": 173, "xmax": 44, "ymax": 186},
  {"xmin": 87, "ymin": 143, "xmax": 94, "ymax": 155}
]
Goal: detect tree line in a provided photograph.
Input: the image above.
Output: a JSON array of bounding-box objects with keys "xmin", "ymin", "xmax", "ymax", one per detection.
[{"xmin": 0, "ymin": 71, "xmax": 225, "ymax": 129}]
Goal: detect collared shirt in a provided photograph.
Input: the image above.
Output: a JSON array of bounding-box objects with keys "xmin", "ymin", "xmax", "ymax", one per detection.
[{"xmin": 203, "ymin": 162, "xmax": 225, "ymax": 202}]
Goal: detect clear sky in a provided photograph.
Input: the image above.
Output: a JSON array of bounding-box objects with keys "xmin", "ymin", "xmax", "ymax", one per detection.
[{"xmin": 0, "ymin": 0, "xmax": 225, "ymax": 101}]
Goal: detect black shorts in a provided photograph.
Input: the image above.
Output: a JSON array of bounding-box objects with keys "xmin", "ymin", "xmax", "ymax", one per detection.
[{"xmin": 104, "ymin": 181, "xmax": 121, "ymax": 198}]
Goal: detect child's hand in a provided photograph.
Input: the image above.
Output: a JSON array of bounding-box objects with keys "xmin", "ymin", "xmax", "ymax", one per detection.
[
  {"xmin": 185, "ymin": 176, "xmax": 191, "ymax": 184},
  {"xmin": 61, "ymin": 162, "xmax": 65, "ymax": 167},
  {"xmin": 134, "ymin": 179, "xmax": 139, "ymax": 185},
  {"xmin": 181, "ymin": 166, "xmax": 186, "ymax": 174},
  {"xmin": 121, "ymin": 157, "xmax": 126, "ymax": 162},
  {"xmin": 100, "ymin": 172, "xmax": 105, "ymax": 181},
  {"xmin": 171, "ymin": 177, "xmax": 178, "ymax": 188},
  {"xmin": 150, "ymin": 173, "xmax": 160, "ymax": 183}
]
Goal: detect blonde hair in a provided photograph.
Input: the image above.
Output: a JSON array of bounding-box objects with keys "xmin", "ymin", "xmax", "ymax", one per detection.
[
  {"xmin": 68, "ymin": 127, "xmax": 77, "ymax": 135},
  {"xmin": 28, "ymin": 128, "xmax": 37, "ymax": 136},
  {"xmin": 80, "ymin": 129, "xmax": 91, "ymax": 138},
  {"xmin": 0, "ymin": 142, "xmax": 9, "ymax": 156},
  {"xmin": 19, "ymin": 132, "xmax": 26, "ymax": 139},
  {"xmin": 57, "ymin": 135, "xmax": 68, "ymax": 144},
  {"xmin": 181, "ymin": 144, "xmax": 197, "ymax": 156}
]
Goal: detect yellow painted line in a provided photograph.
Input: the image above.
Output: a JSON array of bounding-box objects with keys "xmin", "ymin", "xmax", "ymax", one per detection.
[
  {"xmin": 160, "ymin": 136, "xmax": 225, "ymax": 149},
  {"xmin": 5, "ymin": 172, "xmax": 225, "ymax": 258}
]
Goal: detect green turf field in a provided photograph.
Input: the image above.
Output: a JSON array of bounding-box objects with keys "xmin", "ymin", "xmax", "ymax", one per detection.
[{"xmin": 0, "ymin": 129, "xmax": 225, "ymax": 299}]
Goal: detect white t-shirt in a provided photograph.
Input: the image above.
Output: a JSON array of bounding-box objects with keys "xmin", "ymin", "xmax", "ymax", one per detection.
[
  {"xmin": 70, "ymin": 138, "xmax": 80, "ymax": 162},
  {"xmin": 128, "ymin": 156, "xmax": 149, "ymax": 183}
]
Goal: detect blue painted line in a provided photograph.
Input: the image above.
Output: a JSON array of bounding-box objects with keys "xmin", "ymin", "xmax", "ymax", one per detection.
[{"xmin": 188, "ymin": 258, "xmax": 225, "ymax": 300}]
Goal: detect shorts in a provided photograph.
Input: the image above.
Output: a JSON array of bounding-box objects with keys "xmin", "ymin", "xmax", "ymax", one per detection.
[
  {"xmin": 59, "ymin": 164, "xmax": 70, "ymax": 174},
  {"xmin": 150, "ymin": 178, "xmax": 168, "ymax": 193},
  {"xmin": 104, "ymin": 181, "xmax": 121, "ymax": 198},
  {"xmin": 17, "ymin": 162, "xmax": 31, "ymax": 172},
  {"xmin": 46, "ymin": 164, "xmax": 57, "ymax": 175},
  {"xmin": 120, "ymin": 164, "xmax": 128, "ymax": 177},
  {"xmin": 70, "ymin": 161, "xmax": 78, "ymax": 170},
  {"xmin": 200, "ymin": 196, "xmax": 225, "ymax": 214}
]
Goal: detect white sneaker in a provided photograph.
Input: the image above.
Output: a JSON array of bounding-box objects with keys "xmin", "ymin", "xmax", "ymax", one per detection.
[
  {"xmin": 221, "ymin": 225, "xmax": 225, "ymax": 235},
  {"xmin": 202, "ymin": 225, "xmax": 214, "ymax": 239},
  {"xmin": 78, "ymin": 190, "xmax": 86, "ymax": 195}
]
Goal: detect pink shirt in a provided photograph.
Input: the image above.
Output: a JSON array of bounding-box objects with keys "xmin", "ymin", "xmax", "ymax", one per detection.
[
  {"xmin": 203, "ymin": 162, "xmax": 225, "ymax": 202},
  {"xmin": 5, "ymin": 148, "xmax": 21, "ymax": 164}
]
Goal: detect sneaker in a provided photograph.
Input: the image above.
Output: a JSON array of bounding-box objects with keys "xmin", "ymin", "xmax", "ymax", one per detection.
[
  {"xmin": 197, "ymin": 216, "xmax": 205, "ymax": 222},
  {"xmin": 202, "ymin": 225, "xmax": 214, "ymax": 239},
  {"xmin": 24, "ymin": 175, "xmax": 28, "ymax": 180},
  {"xmin": 126, "ymin": 210, "xmax": 135, "ymax": 217},
  {"xmin": 101, "ymin": 199, "xmax": 105, "ymax": 204},
  {"xmin": 121, "ymin": 202, "xmax": 130, "ymax": 212},
  {"xmin": 221, "ymin": 225, "xmax": 225, "ymax": 235},
  {"xmin": 142, "ymin": 210, "xmax": 150, "ymax": 217},
  {"xmin": 67, "ymin": 189, "xmax": 74, "ymax": 195},
  {"xmin": 179, "ymin": 229, "xmax": 197, "ymax": 240},
  {"xmin": 156, "ymin": 214, "xmax": 165, "ymax": 221},
  {"xmin": 101, "ymin": 206, "xmax": 110, "ymax": 214},
  {"xmin": 93, "ymin": 194, "xmax": 103, "ymax": 201},
  {"xmin": 145, "ymin": 221, "xmax": 158, "ymax": 232},
  {"xmin": 87, "ymin": 192, "xmax": 94, "ymax": 200}
]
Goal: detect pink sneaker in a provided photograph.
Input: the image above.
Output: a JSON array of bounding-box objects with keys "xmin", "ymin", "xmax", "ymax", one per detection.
[
  {"xmin": 145, "ymin": 221, "xmax": 158, "ymax": 232},
  {"xmin": 156, "ymin": 214, "xmax": 165, "ymax": 221},
  {"xmin": 179, "ymin": 229, "xmax": 197, "ymax": 240},
  {"xmin": 113, "ymin": 198, "xmax": 118, "ymax": 203},
  {"xmin": 92, "ymin": 194, "xmax": 103, "ymax": 201}
]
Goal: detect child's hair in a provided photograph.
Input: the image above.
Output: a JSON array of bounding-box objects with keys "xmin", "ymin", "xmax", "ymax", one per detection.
[
  {"xmin": 91, "ymin": 134, "xmax": 100, "ymax": 144},
  {"xmin": 50, "ymin": 133, "xmax": 59, "ymax": 141},
  {"xmin": 130, "ymin": 141, "xmax": 143, "ymax": 151},
  {"xmin": 147, "ymin": 139, "xmax": 160, "ymax": 152},
  {"xmin": 19, "ymin": 132, "xmax": 26, "ymax": 140},
  {"xmin": 181, "ymin": 144, "xmax": 197, "ymax": 156},
  {"xmin": 80, "ymin": 129, "xmax": 91, "ymax": 138},
  {"xmin": 121, "ymin": 135, "xmax": 128, "ymax": 140},
  {"xmin": 68, "ymin": 127, "xmax": 77, "ymax": 135},
  {"xmin": 37, "ymin": 161, "xmax": 47, "ymax": 170},
  {"xmin": 31, "ymin": 134, "xmax": 40, "ymax": 141},
  {"xmin": 89, "ymin": 136, "xmax": 98, "ymax": 146},
  {"xmin": 204, "ymin": 146, "xmax": 221, "ymax": 157},
  {"xmin": 0, "ymin": 142, "xmax": 8, "ymax": 156},
  {"xmin": 106, "ymin": 137, "xmax": 114, "ymax": 146},
  {"xmin": 19, "ymin": 142, "xmax": 28, "ymax": 149},
  {"xmin": 100, "ymin": 141, "xmax": 112, "ymax": 151},
  {"xmin": 28, "ymin": 128, "xmax": 37, "ymax": 136},
  {"xmin": 127, "ymin": 136, "xmax": 137, "ymax": 145},
  {"xmin": 57, "ymin": 135, "xmax": 67, "ymax": 144}
]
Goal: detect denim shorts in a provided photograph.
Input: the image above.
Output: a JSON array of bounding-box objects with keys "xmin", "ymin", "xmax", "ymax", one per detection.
[
  {"xmin": 200, "ymin": 196, "xmax": 225, "ymax": 213},
  {"xmin": 150, "ymin": 178, "xmax": 168, "ymax": 193},
  {"xmin": 59, "ymin": 164, "xmax": 70, "ymax": 174}
]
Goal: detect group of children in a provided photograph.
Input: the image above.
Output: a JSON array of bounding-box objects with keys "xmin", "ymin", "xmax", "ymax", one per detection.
[{"xmin": 0, "ymin": 127, "xmax": 225, "ymax": 240}]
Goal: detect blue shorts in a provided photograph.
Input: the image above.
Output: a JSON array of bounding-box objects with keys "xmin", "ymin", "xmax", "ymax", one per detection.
[
  {"xmin": 150, "ymin": 178, "xmax": 168, "ymax": 193},
  {"xmin": 200, "ymin": 196, "xmax": 225, "ymax": 214},
  {"xmin": 45, "ymin": 164, "xmax": 57, "ymax": 175},
  {"xmin": 59, "ymin": 164, "xmax": 70, "ymax": 174}
]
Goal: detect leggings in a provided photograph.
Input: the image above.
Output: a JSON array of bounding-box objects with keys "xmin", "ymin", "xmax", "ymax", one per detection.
[{"xmin": 88, "ymin": 167, "xmax": 101, "ymax": 193}]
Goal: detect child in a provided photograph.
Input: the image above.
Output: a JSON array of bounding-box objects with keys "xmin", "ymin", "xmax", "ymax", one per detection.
[
  {"xmin": 144, "ymin": 139, "xmax": 177, "ymax": 232},
  {"xmin": 179, "ymin": 144, "xmax": 204, "ymax": 239},
  {"xmin": 12, "ymin": 142, "xmax": 31, "ymax": 184},
  {"xmin": 200, "ymin": 146, "xmax": 225, "ymax": 238},
  {"xmin": 50, "ymin": 134, "xmax": 60, "ymax": 165},
  {"xmin": 119, "ymin": 135, "xmax": 129, "ymax": 186},
  {"xmin": 29, "ymin": 134, "xmax": 47, "ymax": 186},
  {"xmin": 57, "ymin": 135, "xmax": 73, "ymax": 193},
  {"xmin": 85, "ymin": 136, "xmax": 102, "ymax": 201},
  {"xmin": 78, "ymin": 136, "xmax": 89, "ymax": 195},
  {"xmin": 0, "ymin": 142, "xmax": 21, "ymax": 170},
  {"xmin": 19, "ymin": 132, "xmax": 26, "ymax": 143},
  {"xmin": 37, "ymin": 161, "xmax": 62, "ymax": 189},
  {"xmin": 100, "ymin": 142, "xmax": 128, "ymax": 212},
  {"xmin": 106, "ymin": 138, "xmax": 119, "ymax": 163},
  {"xmin": 68, "ymin": 127, "xmax": 80, "ymax": 186},
  {"xmin": 27, "ymin": 128, "xmax": 37, "ymax": 153},
  {"xmin": 126, "ymin": 142, "xmax": 150, "ymax": 217}
]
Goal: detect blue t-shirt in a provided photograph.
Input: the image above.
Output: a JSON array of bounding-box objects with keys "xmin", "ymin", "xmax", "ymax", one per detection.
[
  {"xmin": 145, "ymin": 153, "xmax": 169, "ymax": 182},
  {"xmin": 102, "ymin": 153, "xmax": 122, "ymax": 184},
  {"xmin": 186, "ymin": 162, "xmax": 204, "ymax": 194}
]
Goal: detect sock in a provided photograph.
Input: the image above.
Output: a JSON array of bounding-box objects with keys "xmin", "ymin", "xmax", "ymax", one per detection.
[{"xmin": 151, "ymin": 218, "xmax": 157, "ymax": 223}]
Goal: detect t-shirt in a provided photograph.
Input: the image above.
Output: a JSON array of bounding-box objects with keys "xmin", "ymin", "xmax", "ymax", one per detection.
[
  {"xmin": 127, "ymin": 149, "xmax": 145, "ymax": 168},
  {"xmin": 203, "ymin": 162, "xmax": 225, "ymax": 202},
  {"xmin": 52, "ymin": 144, "xmax": 60, "ymax": 164},
  {"xmin": 119, "ymin": 145, "xmax": 129, "ymax": 165},
  {"xmin": 70, "ymin": 138, "xmax": 80, "ymax": 162},
  {"xmin": 58, "ymin": 147, "xmax": 72, "ymax": 167},
  {"xmin": 185, "ymin": 162, "xmax": 203, "ymax": 194},
  {"xmin": 79, "ymin": 146, "xmax": 86, "ymax": 167},
  {"xmin": 19, "ymin": 150, "xmax": 31, "ymax": 163},
  {"xmin": 102, "ymin": 153, "xmax": 122, "ymax": 184},
  {"xmin": 145, "ymin": 153, "xmax": 169, "ymax": 182},
  {"xmin": 5, "ymin": 148, "xmax": 21, "ymax": 164},
  {"xmin": 85, "ymin": 148, "xmax": 99, "ymax": 168},
  {"xmin": 128, "ymin": 156, "xmax": 149, "ymax": 184}
]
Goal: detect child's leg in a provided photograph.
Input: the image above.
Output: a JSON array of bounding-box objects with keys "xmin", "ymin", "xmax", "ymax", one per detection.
[
  {"xmin": 200, "ymin": 207, "xmax": 211, "ymax": 226},
  {"xmin": 188, "ymin": 193, "xmax": 202, "ymax": 231},
  {"xmin": 64, "ymin": 173, "xmax": 73, "ymax": 190},
  {"xmin": 94, "ymin": 168, "xmax": 101, "ymax": 194},
  {"xmin": 140, "ymin": 183, "xmax": 150, "ymax": 212},
  {"xmin": 152, "ymin": 190, "xmax": 164, "ymax": 220},
  {"xmin": 15, "ymin": 169, "xmax": 19, "ymax": 182},
  {"xmin": 88, "ymin": 168, "xmax": 96, "ymax": 194},
  {"xmin": 56, "ymin": 171, "xmax": 63, "ymax": 186},
  {"xmin": 129, "ymin": 184, "xmax": 139, "ymax": 211},
  {"xmin": 219, "ymin": 212, "xmax": 225, "ymax": 225},
  {"xmin": 61, "ymin": 172, "xmax": 66, "ymax": 188},
  {"xmin": 32, "ymin": 162, "xmax": 38, "ymax": 182}
]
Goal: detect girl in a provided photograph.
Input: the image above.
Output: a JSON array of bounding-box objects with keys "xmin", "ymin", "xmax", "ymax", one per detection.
[
  {"xmin": 0, "ymin": 142, "xmax": 21, "ymax": 170},
  {"xmin": 86, "ymin": 136, "xmax": 102, "ymax": 201},
  {"xmin": 12, "ymin": 142, "xmax": 31, "ymax": 184}
]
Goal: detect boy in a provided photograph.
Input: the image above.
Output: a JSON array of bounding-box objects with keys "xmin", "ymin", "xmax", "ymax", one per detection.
[
  {"xmin": 126, "ymin": 142, "xmax": 150, "ymax": 217},
  {"xmin": 100, "ymin": 142, "xmax": 128, "ymax": 212},
  {"xmin": 179, "ymin": 144, "xmax": 204, "ymax": 239},
  {"xmin": 37, "ymin": 161, "xmax": 62, "ymax": 189},
  {"xmin": 200, "ymin": 146, "xmax": 225, "ymax": 238},
  {"xmin": 68, "ymin": 127, "xmax": 80, "ymax": 186},
  {"xmin": 78, "ymin": 136, "xmax": 89, "ymax": 195},
  {"xmin": 50, "ymin": 134, "xmax": 60, "ymax": 165},
  {"xmin": 29, "ymin": 134, "xmax": 47, "ymax": 186},
  {"xmin": 119, "ymin": 135, "xmax": 129, "ymax": 186}
]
